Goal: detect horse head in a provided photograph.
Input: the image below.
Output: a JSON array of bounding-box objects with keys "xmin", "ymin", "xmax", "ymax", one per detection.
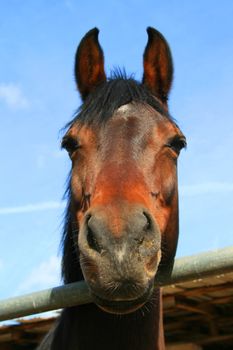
[{"xmin": 61, "ymin": 28, "xmax": 186, "ymax": 314}]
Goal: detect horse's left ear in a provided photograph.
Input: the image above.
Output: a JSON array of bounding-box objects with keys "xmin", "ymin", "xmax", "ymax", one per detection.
[
  {"xmin": 142, "ymin": 27, "xmax": 173, "ymax": 104},
  {"xmin": 75, "ymin": 28, "xmax": 106, "ymax": 100}
]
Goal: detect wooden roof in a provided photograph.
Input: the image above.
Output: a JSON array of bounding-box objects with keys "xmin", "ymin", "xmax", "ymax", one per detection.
[
  {"xmin": 0, "ymin": 317, "xmax": 55, "ymax": 349},
  {"xmin": 1, "ymin": 272, "xmax": 233, "ymax": 349},
  {"xmin": 164, "ymin": 271, "xmax": 233, "ymax": 349}
]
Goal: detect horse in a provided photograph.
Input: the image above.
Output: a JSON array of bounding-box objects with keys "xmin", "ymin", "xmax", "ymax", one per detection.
[{"xmin": 38, "ymin": 27, "xmax": 186, "ymax": 350}]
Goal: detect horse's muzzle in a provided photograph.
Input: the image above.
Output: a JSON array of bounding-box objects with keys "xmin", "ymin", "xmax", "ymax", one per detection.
[{"xmin": 78, "ymin": 204, "xmax": 161, "ymax": 313}]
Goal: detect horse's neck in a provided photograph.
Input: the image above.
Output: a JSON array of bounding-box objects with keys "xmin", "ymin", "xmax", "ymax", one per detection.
[{"xmin": 51, "ymin": 288, "xmax": 165, "ymax": 350}]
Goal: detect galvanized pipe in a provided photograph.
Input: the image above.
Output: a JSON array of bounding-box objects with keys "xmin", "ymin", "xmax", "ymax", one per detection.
[{"xmin": 1, "ymin": 246, "xmax": 233, "ymax": 321}]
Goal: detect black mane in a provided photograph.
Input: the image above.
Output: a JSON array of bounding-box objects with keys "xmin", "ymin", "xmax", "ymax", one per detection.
[{"xmin": 66, "ymin": 73, "xmax": 170, "ymax": 130}]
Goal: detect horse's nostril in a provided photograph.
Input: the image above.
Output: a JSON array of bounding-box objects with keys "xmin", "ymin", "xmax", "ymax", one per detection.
[
  {"xmin": 134, "ymin": 236, "xmax": 144, "ymax": 245},
  {"xmin": 143, "ymin": 211, "xmax": 152, "ymax": 231},
  {"xmin": 86, "ymin": 216, "xmax": 103, "ymax": 254},
  {"xmin": 87, "ymin": 226, "xmax": 103, "ymax": 253}
]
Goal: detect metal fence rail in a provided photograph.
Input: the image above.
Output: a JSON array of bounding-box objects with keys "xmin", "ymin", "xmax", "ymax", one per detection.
[{"xmin": 1, "ymin": 246, "xmax": 233, "ymax": 322}]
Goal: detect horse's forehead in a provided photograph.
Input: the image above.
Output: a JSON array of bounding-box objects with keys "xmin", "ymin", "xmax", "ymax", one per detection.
[
  {"xmin": 111, "ymin": 103, "xmax": 176, "ymax": 138},
  {"xmin": 69, "ymin": 102, "xmax": 176, "ymax": 143},
  {"xmin": 115, "ymin": 103, "xmax": 181, "ymax": 135}
]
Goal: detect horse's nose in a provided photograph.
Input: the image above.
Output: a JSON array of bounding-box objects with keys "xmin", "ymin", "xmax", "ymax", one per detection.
[{"xmin": 84, "ymin": 208, "xmax": 158, "ymax": 255}]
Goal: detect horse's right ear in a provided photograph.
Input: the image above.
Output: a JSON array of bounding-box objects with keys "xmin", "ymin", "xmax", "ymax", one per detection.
[{"xmin": 75, "ymin": 28, "xmax": 106, "ymax": 100}]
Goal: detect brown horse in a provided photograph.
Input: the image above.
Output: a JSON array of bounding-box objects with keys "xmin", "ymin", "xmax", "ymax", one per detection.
[{"xmin": 38, "ymin": 27, "xmax": 186, "ymax": 350}]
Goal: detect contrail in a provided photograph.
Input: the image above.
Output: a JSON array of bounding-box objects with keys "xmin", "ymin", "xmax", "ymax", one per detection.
[{"xmin": 0, "ymin": 201, "xmax": 65, "ymax": 215}]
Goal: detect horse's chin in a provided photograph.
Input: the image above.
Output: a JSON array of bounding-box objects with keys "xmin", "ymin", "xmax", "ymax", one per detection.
[
  {"xmin": 91, "ymin": 284, "xmax": 154, "ymax": 315},
  {"xmin": 97, "ymin": 302, "xmax": 145, "ymax": 315}
]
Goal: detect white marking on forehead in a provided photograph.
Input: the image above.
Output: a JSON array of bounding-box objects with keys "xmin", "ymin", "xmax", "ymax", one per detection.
[
  {"xmin": 117, "ymin": 103, "xmax": 132, "ymax": 113},
  {"xmin": 115, "ymin": 244, "xmax": 127, "ymax": 263}
]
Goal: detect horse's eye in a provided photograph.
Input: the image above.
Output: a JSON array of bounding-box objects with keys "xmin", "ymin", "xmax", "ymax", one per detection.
[
  {"xmin": 61, "ymin": 136, "xmax": 80, "ymax": 156},
  {"xmin": 166, "ymin": 136, "xmax": 187, "ymax": 155}
]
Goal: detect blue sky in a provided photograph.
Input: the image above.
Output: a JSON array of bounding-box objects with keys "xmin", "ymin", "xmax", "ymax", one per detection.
[{"xmin": 1, "ymin": 1, "xmax": 233, "ymax": 301}]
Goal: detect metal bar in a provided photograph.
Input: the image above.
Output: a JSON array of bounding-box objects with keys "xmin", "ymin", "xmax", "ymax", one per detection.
[
  {"xmin": 158, "ymin": 245, "xmax": 233, "ymax": 285},
  {"xmin": 1, "ymin": 246, "xmax": 233, "ymax": 322}
]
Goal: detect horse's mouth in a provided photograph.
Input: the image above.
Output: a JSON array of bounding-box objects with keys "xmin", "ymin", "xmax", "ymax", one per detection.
[{"xmin": 91, "ymin": 285, "xmax": 153, "ymax": 314}]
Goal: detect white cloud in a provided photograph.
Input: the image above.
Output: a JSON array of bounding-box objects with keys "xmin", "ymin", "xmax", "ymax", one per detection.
[
  {"xmin": 0, "ymin": 201, "xmax": 65, "ymax": 215},
  {"xmin": 180, "ymin": 182, "xmax": 233, "ymax": 196},
  {"xmin": 0, "ymin": 83, "xmax": 29, "ymax": 109},
  {"xmin": 16, "ymin": 256, "xmax": 61, "ymax": 294}
]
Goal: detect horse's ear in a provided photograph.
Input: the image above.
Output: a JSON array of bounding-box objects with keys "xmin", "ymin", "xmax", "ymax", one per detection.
[
  {"xmin": 75, "ymin": 28, "xmax": 106, "ymax": 100},
  {"xmin": 142, "ymin": 27, "xmax": 173, "ymax": 104}
]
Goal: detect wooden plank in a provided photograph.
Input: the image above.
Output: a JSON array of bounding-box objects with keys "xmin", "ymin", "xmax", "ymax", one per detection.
[
  {"xmin": 197, "ymin": 333, "xmax": 233, "ymax": 345},
  {"xmin": 166, "ymin": 343, "xmax": 202, "ymax": 350}
]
